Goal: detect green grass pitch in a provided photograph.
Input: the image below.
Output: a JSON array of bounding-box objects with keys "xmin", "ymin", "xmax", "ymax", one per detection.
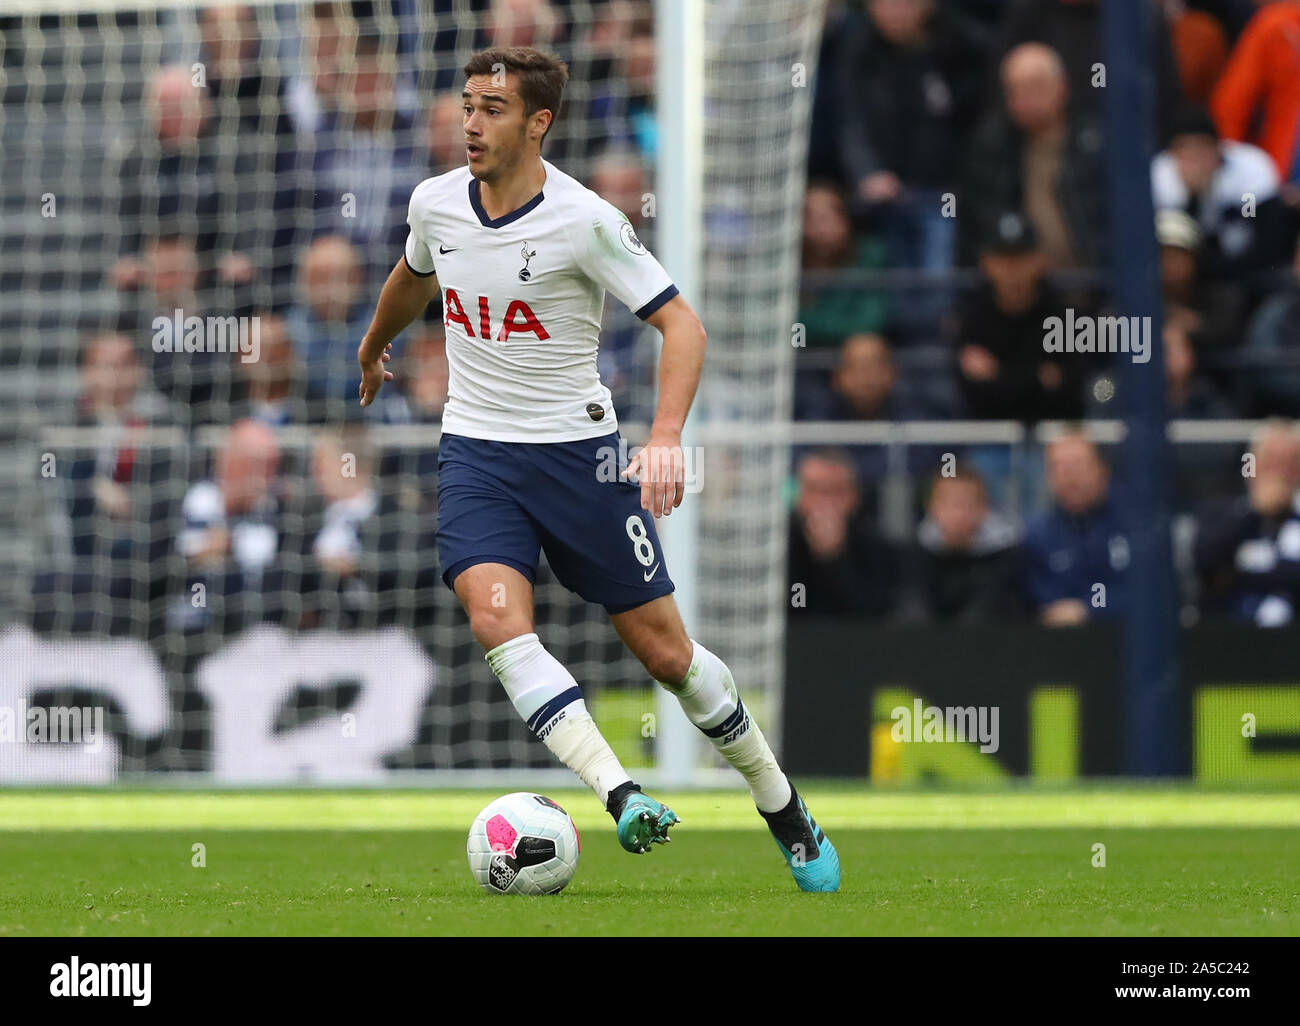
[{"xmin": 0, "ymin": 786, "xmax": 1296, "ymax": 936}]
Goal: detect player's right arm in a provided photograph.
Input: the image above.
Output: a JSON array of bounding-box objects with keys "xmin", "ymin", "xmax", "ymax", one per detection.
[
  {"xmin": 357, "ymin": 256, "xmax": 440, "ymax": 407},
  {"xmin": 359, "ymin": 183, "xmax": 443, "ymax": 407}
]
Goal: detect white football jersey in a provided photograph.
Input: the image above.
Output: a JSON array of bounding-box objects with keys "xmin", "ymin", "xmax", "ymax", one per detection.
[{"xmin": 403, "ymin": 159, "xmax": 678, "ymax": 442}]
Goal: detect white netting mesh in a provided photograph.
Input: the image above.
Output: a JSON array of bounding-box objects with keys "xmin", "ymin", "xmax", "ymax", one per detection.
[
  {"xmin": 696, "ymin": 0, "xmax": 824, "ymax": 751},
  {"xmin": 0, "ymin": 0, "xmax": 821, "ymax": 781}
]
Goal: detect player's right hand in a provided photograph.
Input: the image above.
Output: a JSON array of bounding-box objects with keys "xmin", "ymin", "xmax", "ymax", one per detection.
[{"xmin": 358, "ymin": 343, "xmax": 394, "ymax": 407}]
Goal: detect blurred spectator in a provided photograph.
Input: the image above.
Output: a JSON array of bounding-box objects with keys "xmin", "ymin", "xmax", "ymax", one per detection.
[
  {"xmin": 231, "ymin": 313, "xmax": 306, "ymax": 427},
  {"xmin": 1210, "ymin": 0, "xmax": 1300, "ymax": 186},
  {"xmin": 952, "ymin": 212, "xmax": 1086, "ymax": 422},
  {"xmin": 549, "ymin": 0, "xmax": 641, "ymax": 161},
  {"xmin": 169, "ymin": 419, "xmax": 284, "ymax": 631},
  {"xmin": 310, "ymin": 426, "xmax": 378, "ymax": 575},
  {"xmin": 1152, "ymin": 107, "xmax": 1289, "ymax": 277},
  {"xmin": 796, "ymin": 333, "xmax": 938, "ymax": 515},
  {"xmin": 197, "ymin": 4, "xmax": 299, "ymax": 304},
  {"xmin": 797, "ymin": 333, "xmax": 929, "ymax": 422},
  {"xmin": 288, "ymin": 2, "xmax": 419, "ymax": 134},
  {"xmin": 296, "ymin": 421, "xmax": 441, "ymax": 627},
  {"xmin": 963, "ymin": 42, "xmax": 1107, "ymax": 270},
  {"xmin": 583, "ymin": 6, "xmax": 657, "ymax": 162},
  {"xmin": 1195, "ymin": 419, "xmax": 1300, "ymax": 625},
  {"xmin": 371, "ymin": 322, "xmax": 446, "ymax": 517},
  {"xmin": 109, "ymin": 67, "xmax": 222, "ymax": 286},
  {"xmin": 426, "ymin": 90, "xmax": 467, "ymax": 174},
  {"xmin": 592, "ymin": 148, "xmax": 649, "ymax": 229},
  {"xmin": 807, "ymin": 0, "xmax": 867, "ymax": 185},
  {"xmin": 59, "ymin": 333, "xmax": 176, "ymax": 563},
  {"xmin": 126, "ymin": 235, "xmax": 236, "ymax": 423},
  {"xmin": 1243, "ymin": 234, "xmax": 1300, "ymax": 414},
  {"xmin": 1025, "ymin": 431, "xmax": 1130, "ymax": 626},
  {"xmin": 286, "ymin": 235, "xmax": 373, "ymax": 416},
  {"xmin": 289, "ymin": 0, "xmax": 349, "ymax": 125},
  {"xmin": 1164, "ymin": 314, "xmax": 1235, "ymax": 419},
  {"xmin": 899, "ymin": 465, "xmax": 1026, "ymax": 623},
  {"xmin": 298, "ymin": 27, "xmax": 424, "ymax": 286},
  {"xmin": 1161, "ymin": 0, "xmax": 1231, "ymax": 107},
  {"xmin": 488, "ymin": 0, "xmax": 562, "ymax": 49},
  {"xmin": 836, "ymin": 0, "xmax": 989, "ymax": 283},
  {"xmin": 298, "ymin": 426, "xmax": 383, "ymax": 624},
  {"xmin": 198, "ymin": 5, "xmax": 285, "ymax": 136},
  {"xmin": 798, "ymin": 182, "xmax": 890, "ymax": 347},
  {"xmin": 995, "ymin": 0, "xmax": 1185, "ymax": 140},
  {"xmin": 1157, "ymin": 208, "xmax": 1248, "ymax": 351},
  {"xmin": 376, "ymin": 325, "xmax": 449, "ymax": 426},
  {"xmin": 787, "ymin": 448, "xmax": 899, "ymax": 618},
  {"xmin": 75, "ymin": 331, "xmax": 174, "ymax": 431}
]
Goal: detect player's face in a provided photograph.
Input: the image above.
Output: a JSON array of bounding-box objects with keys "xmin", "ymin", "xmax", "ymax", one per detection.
[{"xmin": 462, "ymin": 74, "xmax": 533, "ymax": 181}]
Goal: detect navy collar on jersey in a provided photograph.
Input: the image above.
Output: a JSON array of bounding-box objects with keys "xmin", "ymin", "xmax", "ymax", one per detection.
[{"xmin": 468, "ymin": 177, "xmax": 545, "ymax": 228}]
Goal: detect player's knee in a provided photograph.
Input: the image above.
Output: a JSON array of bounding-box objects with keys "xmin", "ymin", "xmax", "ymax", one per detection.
[
  {"xmin": 468, "ymin": 603, "xmax": 533, "ymax": 652},
  {"xmin": 642, "ymin": 639, "xmax": 694, "ymax": 688}
]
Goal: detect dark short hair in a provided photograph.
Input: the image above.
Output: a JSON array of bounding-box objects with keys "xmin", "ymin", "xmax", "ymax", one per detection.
[
  {"xmin": 463, "ymin": 47, "xmax": 569, "ymax": 141},
  {"xmin": 1169, "ymin": 105, "xmax": 1219, "ymax": 144},
  {"xmin": 796, "ymin": 447, "xmax": 860, "ymax": 486},
  {"xmin": 927, "ymin": 463, "xmax": 987, "ymax": 504},
  {"xmin": 983, "ymin": 209, "xmax": 1038, "ymax": 256}
]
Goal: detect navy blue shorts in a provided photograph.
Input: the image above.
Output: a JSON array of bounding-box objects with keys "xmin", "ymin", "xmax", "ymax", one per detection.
[{"xmin": 436, "ymin": 431, "xmax": 676, "ymax": 614}]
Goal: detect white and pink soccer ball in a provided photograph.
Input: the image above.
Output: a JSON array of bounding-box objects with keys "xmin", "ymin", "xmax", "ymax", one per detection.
[{"xmin": 467, "ymin": 792, "xmax": 581, "ymax": 895}]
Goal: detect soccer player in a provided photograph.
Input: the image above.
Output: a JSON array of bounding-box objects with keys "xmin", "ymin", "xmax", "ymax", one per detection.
[{"xmin": 357, "ymin": 46, "xmax": 839, "ymax": 891}]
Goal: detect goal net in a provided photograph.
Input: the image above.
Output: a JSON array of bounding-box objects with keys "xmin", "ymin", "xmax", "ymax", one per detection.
[{"xmin": 0, "ymin": 0, "xmax": 823, "ymax": 784}]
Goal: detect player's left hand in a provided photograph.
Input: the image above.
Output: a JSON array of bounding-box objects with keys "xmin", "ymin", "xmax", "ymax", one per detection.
[
  {"xmin": 623, "ymin": 429, "xmax": 685, "ymax": 519},
  {"xmin": 358, "ymin": 343, "xmax": 394, "ymax": 407}
]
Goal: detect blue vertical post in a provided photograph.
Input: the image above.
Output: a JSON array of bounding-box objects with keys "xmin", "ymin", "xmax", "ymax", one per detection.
[{"xmin": 1101, "ymin": 0, "xmax": 1184, "ymax": 774}]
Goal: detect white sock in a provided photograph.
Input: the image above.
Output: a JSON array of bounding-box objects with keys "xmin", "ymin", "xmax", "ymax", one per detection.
[
  {"xmin": 485, "ymin": 632, "xmax": 632, "ymax": 805},
  {"xmin": 662, "ymin": 640, "xmax": 792, "ymax": 813}
]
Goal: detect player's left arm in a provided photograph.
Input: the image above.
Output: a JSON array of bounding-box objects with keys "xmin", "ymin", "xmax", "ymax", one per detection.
[{"xmin": 625, "ymin": 294, "xmax": 707, "ymax": 518}]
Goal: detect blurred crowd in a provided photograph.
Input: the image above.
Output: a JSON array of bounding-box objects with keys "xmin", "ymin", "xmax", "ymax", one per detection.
[
  {"xmin": 95, "ymin": 0, "xmax": 662, "ymax": 428},
  {"xmin": 28, "ymin": 0, "xmax": 1300, "ymax": 634},
  {"xmin": 787, "ymin": 0, "xmax": 1300, "ymax": 627},
  {"xmin": 35, "ymin": 0, "xmax": 658, "ymax": 634},
  {"xmin": 801, "ymin": 0, "xmax": 1300, "ymax": 418},
  {"xmin": 788, "ymin": 419, "xmax": 1300, "ymax": 628}
]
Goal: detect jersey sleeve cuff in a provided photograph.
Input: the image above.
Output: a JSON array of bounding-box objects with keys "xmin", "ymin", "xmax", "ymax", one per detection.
[
  {"xmin": 403, "ymin": 252, "xmax": 436, "ymax": 278},
  {"xmin": 634, "ymin": 284, "xmax": 679, "ymax": 321}
]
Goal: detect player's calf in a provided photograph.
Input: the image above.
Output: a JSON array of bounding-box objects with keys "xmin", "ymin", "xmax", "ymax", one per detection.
[
  {"xmin": 484, "ymin": 632, "xmax": 632, "ymax": 807},
  {"xmin": 655, "ymin": 640, "xmax": 840, "ymax": 891},
  {"xmin": 656, "ymin": 640, "xmax": 791, "ymax": 813}
]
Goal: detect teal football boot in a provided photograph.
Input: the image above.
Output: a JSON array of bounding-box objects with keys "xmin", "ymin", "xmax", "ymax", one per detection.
[
  {"xmin": 759, "ymin": 784, "xmax": 840, "ymax": 892},
  {"xmin": 605, "ymin": 781, "xmax": 680, "ymax": 854}
]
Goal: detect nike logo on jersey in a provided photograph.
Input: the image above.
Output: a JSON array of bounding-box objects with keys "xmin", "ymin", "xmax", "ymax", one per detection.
[
  {"xmin": 439, "ymin": 244, "xmax": 460, "ymax": 254},
  {"xmin": 643, "ymin": 564, "xmax": 660, "ymax": 582}
]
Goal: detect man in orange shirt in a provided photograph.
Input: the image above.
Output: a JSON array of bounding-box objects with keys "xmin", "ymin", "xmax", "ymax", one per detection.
[{"xmin": 1211, "ymin": 0, "xmax": 1300, "ymax": 184}]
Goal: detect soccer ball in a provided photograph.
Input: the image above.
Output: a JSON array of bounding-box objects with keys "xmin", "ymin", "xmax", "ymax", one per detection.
[{"xmin": 467, "ymin": 792, "xmax": 581, "ymax": 895}]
